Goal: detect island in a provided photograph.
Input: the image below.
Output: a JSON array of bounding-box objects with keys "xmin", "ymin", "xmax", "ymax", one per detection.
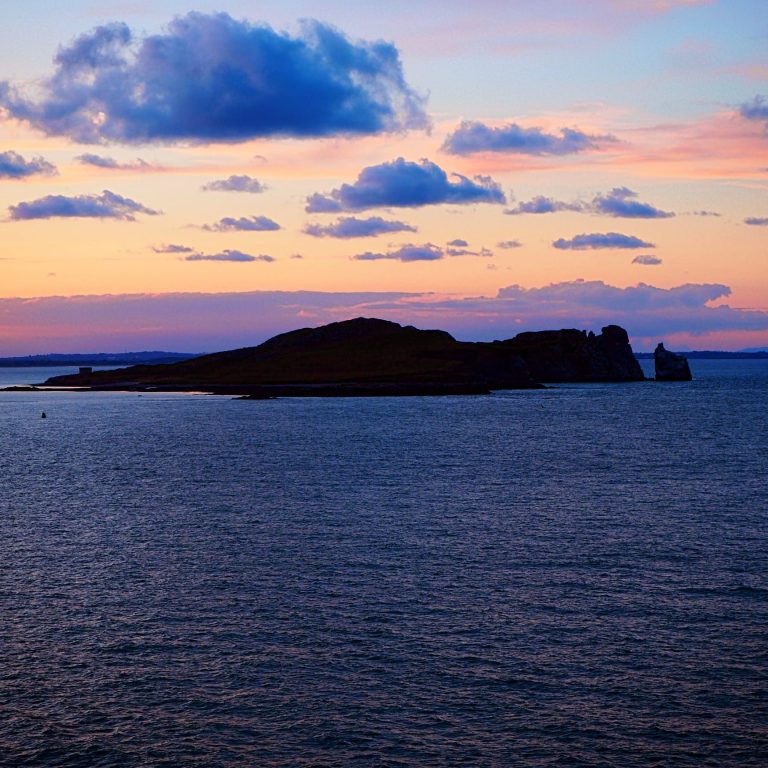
[{"xmin": 32, "ymin": 318, "xmax": 649, "ymax": 396}]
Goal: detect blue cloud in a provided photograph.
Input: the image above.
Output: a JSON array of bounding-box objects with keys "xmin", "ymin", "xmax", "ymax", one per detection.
[
  {"xmin": 202, "ymin": 216, "xmax": 280, "ymax": 232},
  {"xmin": 446, "ymin": 246, "xmax": 493, "ymax": 257},
  {"xmin": 745, "ymin": 217, "xmax": 768, "ymax": 226},
  {"xmin": 305, "ymin": 193, "xmax": 345, "ymax": 214},
  {"xmin": 353, "ymin": 243, "xmax": 443, "ymax": 262},
  {"xmin": 0, "ymin": 150, "xmax": 57, "ymax": 179},
  {"xmin": 153, "ymin": 243, "xmax": 194, "ymax": 253},
  {"xmin": 442, "ymin": 121, "xmax": 614, "ymax": 155},
  {"xmin": 740, "ymin": 95, "xmax": 768, "ymax": 124},
  {"xmin": 202, "ymin": 175, "xmax": 266, "ymax": 193},
  {"xmin": 307, "ymin": 158, "xmax": 505, "ymax": 212},
  {"xmin": 632, "ymin": 255, "xmax": 663, "ymax": 265},
  {"xmin": 185, "ymin": 250, "xmax": 274, "ymax": 263},
  {"xmin": 447, "ymin": 238, "xmax": 469, "ymax": 247},
  {"xmin": 506, "ymin": 196, "xmax": 584, "ymax": 215},
  {"xmin": 304, "ymin": 216, "xmax": 416, "ymax": 238},
  {"xmin": 553, "ymin": 233, "xmax": 654, "ymax": 250},
  {"xmin": 76, "ymin": 153, "xmax": 152, "ymax": 170},
  {"xmin": 9, "ymin": 190, "xmax": 160, "ymax": 221},
  {"xmin": 591, "ymin": 187, "xmax": 673, "ymax": 219},
  {"xmin": 0, "ymin": 13, "xmax": 427, "ymax": 143},
  {"xmin": 497, "ymin": 240, "xmax": 522, "ymax": 249}
]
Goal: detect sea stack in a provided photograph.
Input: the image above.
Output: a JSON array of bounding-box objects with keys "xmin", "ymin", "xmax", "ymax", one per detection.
[{"xmin": 654, "ymin": 343, "xmax": 692, "ymax": 381}]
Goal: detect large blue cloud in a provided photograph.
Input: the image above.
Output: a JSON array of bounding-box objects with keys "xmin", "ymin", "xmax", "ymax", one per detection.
[
  {"xmin": 591, "ymin": 187, "xmax": 673, "ymax": 219},
  {"xmin": 553, "ymin": 232, "xmax": 654, "ymax": 250},
  {"xmin": 305, "ymin": 216, "xmax": 416, "ymax": 238},
  {"xmin": 306, "ymin": 158, "xmax": 505, "ymax": 212},
  {"xmin": 442, "ymin": 121, "xmax": 613, "ymax": 155},
  {"xmin": 0, "ymin": 13, "xmax": 427, "ymax": 144},
  {"xmin": 8, "ymin": 190, "xmax": 160, "ymax": 221},
  {"xmin": 202, "ymin": 216, "xmax": 280, "ymax": 232},
  {"xmin": 0, "ymin": 150, "xmax": 57, "ymax": 179}
]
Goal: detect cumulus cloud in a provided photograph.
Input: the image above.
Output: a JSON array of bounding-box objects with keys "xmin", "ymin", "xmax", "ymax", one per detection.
[
  {"xmin": 591, "ymin": 187, "xmax": 674, "ymax": 219},
  {"xmin": 0, "ymin": 150, "xmax": 57, "ymax": 179},
  {"xmin": 76, "ymin": 153, "xmax": 153, "ymax": 170},
  {"xmin": 8, "ymin": 190, "xmax": 160, "ymax": 221},
  {"xmin": 553, "ymin": 232, "xmax": 654, "ymax": 250},
  {"xmin": 632, "ymin": 255, "xmax": 663, "ymax": 265},
  {"xmin": 307, "ymin": 157, "xmax": 505, "ymax": 212},
  {"xmin": 153, "ymin": 243, "xmax": 194, "ymax": 253},
  {"xmin": 0, "ymin": 13, "xmax": 427, "ymax": 144},
  {"xmin": 745, "ymin": 217, "xmax": 768, "ymax": 226},
  {"xmin": 304, "ymin": 216, "xmax": 416, "ymax": 238},
  {"xmin": 353, "ymin": 243, "xmax": 443, "ymax": 262},
  {"xmin": 202, "ymin": 216, "xmax": 280, "ymax": 232},
  {"xmin": 442, "ymin": 121, "xmax": 614, "ymax": 155},
  {"xmin": 497, "ymin": 240, "xmax": 522, "ymax": 249},
  {"xmin": 506, "ymin": 196, "xmax": 584, "ymax": 215},
  {"xmin": 202, "ymin": 175, "xmax": 266, "ymax": 193},
  {"xmin": 185, "ymin": 250, "xmax": 274, "ymax": 262}
]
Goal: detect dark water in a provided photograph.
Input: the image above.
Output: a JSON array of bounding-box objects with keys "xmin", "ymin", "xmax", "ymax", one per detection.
[{"xmin": 1, "ymin": 360, "xmax": 766, "ymax": 766}]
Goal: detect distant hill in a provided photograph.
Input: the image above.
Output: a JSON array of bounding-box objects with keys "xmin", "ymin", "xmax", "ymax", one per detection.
[
  {"xmin": 41, "ymin": 318, "xmax": 644, "ymax": 395},
  {"xmin": 635, "ymin": 351, "xmax": 768, "ymax": 360},
  {"xmin": 0, "ymin": 351, "xmax": 200, "ymax": 367}
]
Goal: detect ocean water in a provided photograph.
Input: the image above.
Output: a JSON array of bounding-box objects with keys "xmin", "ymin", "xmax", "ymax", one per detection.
[{"xmin": 1, "ymin": 360, "xmax": 766, "ymax": 766}]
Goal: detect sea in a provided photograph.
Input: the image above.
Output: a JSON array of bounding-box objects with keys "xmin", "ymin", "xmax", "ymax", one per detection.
[{"xmin": 1, "ymin": 359, "xmax": 766, "ymax": 767}]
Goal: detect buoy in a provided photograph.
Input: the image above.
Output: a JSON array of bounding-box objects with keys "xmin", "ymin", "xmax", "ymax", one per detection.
[{"xmin": 41, "ymin": 412, "xmax": 47, "ymax": 419}]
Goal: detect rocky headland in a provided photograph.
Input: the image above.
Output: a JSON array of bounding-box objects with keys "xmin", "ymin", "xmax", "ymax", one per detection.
[
  {"xmin": 654, "ymin": 343, "xmax": 693, "ymax": 381},
  {"xmin": 40, "ymin": 317, "xmax": 647, "ymax": 396}
]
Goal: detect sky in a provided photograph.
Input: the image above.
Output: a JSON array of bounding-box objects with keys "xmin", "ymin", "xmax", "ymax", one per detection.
[{"xmin": 0, "ymin": 0, "xmax": 766, "ymax": 353}]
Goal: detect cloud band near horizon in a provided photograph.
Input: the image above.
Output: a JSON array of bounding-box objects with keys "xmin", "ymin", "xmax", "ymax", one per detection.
[{"xmin": 1, "ymin": 281, "xmax": 766, "ymax": 355}]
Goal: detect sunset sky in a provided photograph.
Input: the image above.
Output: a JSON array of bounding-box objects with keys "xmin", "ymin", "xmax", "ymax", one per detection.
[{"xmin": 1, "ymin": 0, "xmax": 766, "ymax": 353}]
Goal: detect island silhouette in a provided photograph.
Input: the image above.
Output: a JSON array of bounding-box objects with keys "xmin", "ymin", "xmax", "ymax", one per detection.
[{"xmin": 42, "ymin": 317, "xmax": 646, "ymax": 396}]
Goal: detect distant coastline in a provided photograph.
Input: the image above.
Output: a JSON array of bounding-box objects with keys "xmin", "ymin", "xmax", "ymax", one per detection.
[
  {"xmin": 634, "ymin": 350, "xmax": 768, "ymax": 360},
  {"xmin": 0, "ymin": 352, "xmax": 199, "ymax": 367}
]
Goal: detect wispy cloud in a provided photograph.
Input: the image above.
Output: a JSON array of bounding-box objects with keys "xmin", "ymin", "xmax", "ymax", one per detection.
[
  {"xmin": 0, "ymin": 150, "xmax": 57, "ymax": 179},
  {"xmin": 152, "ymin": 243, "xmax": 194, "ymax": 254},
  {"xmin": 506, "ymin": 196, "xmax": 584, "ymax": 215},
  {"xmin": 8, "ymin": 190, "xmax": 160, "ymax": 221},
  {"xmin": 76, "ymin": 154, "xmax": 154, "ymax": 171},
  {"xmin": 185, "ymin": 250, "xmax": 275, "ymax": 263},
  {"xmin": 353, "ymin": 243, "xmax": 444, "ymax": 262},
  {"xmin": 744, "ymin": 217, "xmax": 768, "ymax": 226},
  {"xmin": 632, "ymin": 254, "xmax": 663, "ymax": 265},
  {"xmin": 304, "ymin": 216, "xmax": 416, "ymax": 238},
  {"xmin": 202, "ymin": 175, "xmax": 266, "ymax": 193},
  {"xmin": 307, "ymin": 158, "xmax": 505, "ymax": 212},
  {"xmin": 740, "ymin": 95, "xmax": 768, "ymax": 127},
  {"xmin": 497, "ymin": 240, "xmax": 523, "ymax": 249},
  {"xmin": 202, "ymin": 216, "xmax": 280, "ymax": 232},
  {"xmin": 553, "ymin": 232, "xmax": 654, "ymax": 250},
  {"xmin": 443, "ymin": 121, "xmax": 614, "ymax": 155},
  {"xmin": 0, "ymin": 13, "xmax": 427, "ymax": 143}
]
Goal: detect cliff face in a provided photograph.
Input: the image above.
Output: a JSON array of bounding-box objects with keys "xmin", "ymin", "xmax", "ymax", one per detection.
[
  {"xmin": 43, "ymin": 318, "xmax": 645, "ymax": 393},
  {"xmin": 500, "ymin": 325, "xmax": 645, "ymax": 383}
]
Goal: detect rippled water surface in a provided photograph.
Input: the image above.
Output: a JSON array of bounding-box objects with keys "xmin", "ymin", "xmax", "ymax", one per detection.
[{"xmin": 1, "ymin": 360, "xmax": 767, "ymax": 766}]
